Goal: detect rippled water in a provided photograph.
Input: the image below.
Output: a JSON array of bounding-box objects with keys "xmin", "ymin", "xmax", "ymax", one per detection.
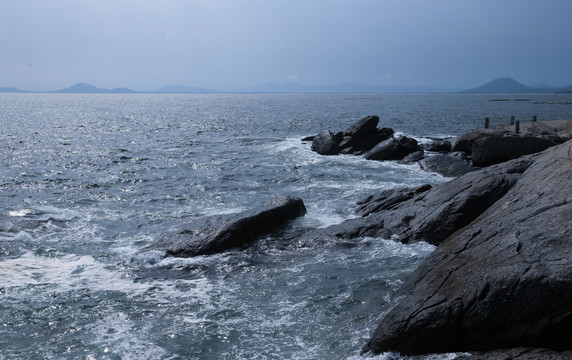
[{"xmin": 1, "ymin": 93, "xmax": 571, "ymax": 359}]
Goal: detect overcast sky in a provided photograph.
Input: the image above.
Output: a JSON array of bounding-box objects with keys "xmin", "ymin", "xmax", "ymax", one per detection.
[{"xmin": 1, "ymin": 0, "xmax": 572, "ymax": 91}]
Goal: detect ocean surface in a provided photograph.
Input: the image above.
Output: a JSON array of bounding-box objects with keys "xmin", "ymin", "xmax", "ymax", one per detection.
[{"xmin": 1, "ymin": 93, "xmax": 571, "ymax": 359}]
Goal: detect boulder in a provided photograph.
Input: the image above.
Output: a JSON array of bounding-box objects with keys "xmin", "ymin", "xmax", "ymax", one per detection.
[
  {"xmin": 364, "ymin": 136, "xmax": 420, "ymax": 161},
  {"xmin": 139, "ymin": 196, "xmax": 307, "ymax": 258},
  {"xmin": 362, "ymin": 140, "xmax": 572, "ymax": 355},
  {"xmin": 419, "ymin": 154, "xmax": 475, "ymax": 177},
  {"xmin": 311, "ymin": 130, "xmax": 340, "ymax": 155},
  {"xmin": 471, "ymin": 135, "xmax": 556, "ymax": 167}
]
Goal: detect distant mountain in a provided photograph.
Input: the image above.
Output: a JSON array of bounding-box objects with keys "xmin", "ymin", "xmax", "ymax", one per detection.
[
  {"xmin": 461, "ymin": 77, "xmax": 555, "ymax": 94},
  {"xmin": 154, "ymin": 84, "xmax": 219, "ymax": 94},
  {"xmin": 54, "ymin": 83, "xmax": 138, "ymax": 94},
  {"xmin": 555, "ymin": 85, "xmax": 572, "ymax": 94},
  {"xmin": 0, "ymin": 87, "xmax": 26, "ymax": 93}
]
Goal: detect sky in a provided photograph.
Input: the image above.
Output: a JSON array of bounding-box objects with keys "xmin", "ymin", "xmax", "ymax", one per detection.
[{"xmin": 1, "ymin": 0, "xmax": 572, "ymax": 91}]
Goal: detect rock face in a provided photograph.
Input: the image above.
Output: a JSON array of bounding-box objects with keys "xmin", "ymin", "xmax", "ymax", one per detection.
[
  {"xmin": 362, "ymin": 140, "xmax": 572, "ymax": 355},
  {"xmin": 139, "ymin": 196, "xmax": 307, "ymax": 258}
]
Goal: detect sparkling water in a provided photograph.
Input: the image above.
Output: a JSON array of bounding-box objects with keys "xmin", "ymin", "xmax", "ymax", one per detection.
[{"xmin": 1, "ymin": 93, "xmax": 570, "ymax": 359}]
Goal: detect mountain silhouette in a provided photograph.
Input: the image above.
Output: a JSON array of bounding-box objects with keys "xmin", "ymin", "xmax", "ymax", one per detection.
[
  {"xmin": 55, "ymin": 83, "xmax": 138, "ymax": 93},
  {"xmin": 461, "ymin": 77, "xmax": 554, "ymax": 93}
]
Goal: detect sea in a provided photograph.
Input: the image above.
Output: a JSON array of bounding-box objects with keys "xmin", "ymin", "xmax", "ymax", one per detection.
[{"xmin": 1, "ymin": 93, "xmax": 571, "ymax": 359}]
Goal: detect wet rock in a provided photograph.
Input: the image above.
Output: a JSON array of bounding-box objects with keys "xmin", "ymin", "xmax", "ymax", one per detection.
[
  {"xmin": 364, "ymin": 136, "xmax": 420, "ymax": 161},
  {"xmin": 362, "ymin": 140, "xmax": 572, "ymax": 356},
  {"xmin": 139, "ymin": 196, "xmax": 307, "ymax": 258},
  {"xmin": 401, "ymin": 150, "xmax": 424, "ymax": 163},
  {"xmin": 471, "ymin": 135, "xmax": 557, "ymax": 167},
  {"xmin": 419, "ymin": 154, "xmax": 475, "ymax": 177},
  {"xmin": 338, "ymin": 115, "xmax": 394, "ymax": 154},
  {"xmin": 311, "ymin": 130, "xmax": 340, "ymax": 155}
]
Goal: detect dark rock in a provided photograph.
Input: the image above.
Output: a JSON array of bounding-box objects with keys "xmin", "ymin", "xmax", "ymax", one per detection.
[
  {"xmin": 471, "ymin": 135, "xmax": 556, "ymax": 167},
  {"xmin": 139, "ymin": 196, "xmax": 307, "ymax": 258},
  {"xmin": 311, "ymin": 130, "xmax": 340, "ymax": 155},
  {"xmin": 452, "ymin": 128, "xmax": 509, "ymax": 155},
  {"xmin": 401, "ymin": 150, "xmax": 424, "ymax": 163},
  {"xmin": 302, "ymin": 155, "xmax": 534, "ymax": 246},
  {"xmin": 419, "ymin": 154, "xmax": 475, "ymax": 177},
  {"xmin": 338, "ymin": 115, "xmax": 394, "ymax": 154},
  {"xmin": 301, "ymin": 135, "xmax": 315, "ymax": 142},
  {"xmin": 362, "ymin": 141, "xmax": 572, "ymax": 355},
  {"xmin": 422, "ymin": 139, "xmax": 452, "ymax": 153},
  {"xmin": 364, "ymin": 136, "xmax": 419, "ymax": 161}
]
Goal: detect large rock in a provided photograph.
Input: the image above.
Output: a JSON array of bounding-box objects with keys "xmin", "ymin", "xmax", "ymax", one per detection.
[
  {"xmin": 311, "ymin": 130, "xmax": 340, "ymax": 155},
  {"xmin": 338, "ymin": 115, "xmax": 394, "ymax": 154},
  {"xmin": 139, "ymin": 196, "xmax": 307, "ymax": 258},
  {"xmin": 471, "ymin": 135, "xmax": 557, "ymax": 167},
  {"xmin": 362, "ymin": 140, "xmax": 572, "ymax": 355},
  {"xmin": 364, "ymin": 136, "xmax": 419, "ymax": 161},
  {"xmin": 419, "ymin": 154, "xmax": 475, "ymax": 177},
  {"xmin": 452, "ymin": 128, "xmax": 508, "ymax": 155}
]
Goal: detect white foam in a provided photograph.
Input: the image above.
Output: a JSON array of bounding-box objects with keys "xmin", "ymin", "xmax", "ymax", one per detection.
[{"xmin": 30, "ymin": 205, "xmax": 78, "ymax": 221}]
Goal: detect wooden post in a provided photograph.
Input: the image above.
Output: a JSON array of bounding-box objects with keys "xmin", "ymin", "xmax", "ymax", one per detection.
[
  {"xmin": 510, "ymin": 115, "xmax": 515, "ymax": 125},
  {"xmin": 485, "ymin": 117, "xmax": 489, "ymax": 129},
  {"xmin": 515, "ymin": 120, "xmax": 520, "ymax": 134},
  {"xmin": 532, "ymin": 115, "xmax": 537, "ymax": 123}
]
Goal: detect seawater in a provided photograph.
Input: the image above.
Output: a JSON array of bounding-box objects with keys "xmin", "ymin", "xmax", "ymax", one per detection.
[{"xmin": 1, "ymin": 93, "xmax": 571, "ymax": 359}]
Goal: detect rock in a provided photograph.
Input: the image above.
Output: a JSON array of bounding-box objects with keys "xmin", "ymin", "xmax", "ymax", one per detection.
[
  {"xmin": 311, "ymin": 130, "xmax": 340, "ymax": 155},
  {"xmin": 364, "ymin": 136, "xmax": 419, "ymax": 161},
  {"xmin": 338, "ymin": 115, "xmax": 394, "ymax": 154},
  {"xmin": 139, "ymin": 196, "xmax": 307, "ymax": 258},
  {"xmin": 452, "ymin": 128, "xmax": 509, "ymax": 155},
  {"xmin": 301, "ymin": 154, "xmax": 534, "ymax": 247},
  {"xmin": 301, "ymin": 135, "xmax": 315, "ymax": 142},
  {"xmin": 401, "ymin": 150, "xmax": 424, "ymax": 163},
  {"xmin": 362, "ymin": 140, "xmax": 572, "ymax": 355},
  {"xmin": 422, "ymin": 140, "xmax": 452, "ymax": 153},
  {"xmin": 471, "ymin": 135, "xmax": 556, "ymax": 167},
  {"xmin": 419, "ymin": 154, "xmax": 475, "ymax": 177}
]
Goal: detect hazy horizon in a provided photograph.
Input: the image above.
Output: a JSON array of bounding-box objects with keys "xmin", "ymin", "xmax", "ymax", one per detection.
[{"xmin": 2, "ymin": 0, "xmax": 572, "ymax": 92}]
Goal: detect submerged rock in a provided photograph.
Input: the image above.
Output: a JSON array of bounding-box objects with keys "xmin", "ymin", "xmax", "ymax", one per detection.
[
  {"xmin": 362, "ymin": 140, "xmax": 572, "ymax": 356},
  {"xmin": 139, "ymin": 196, "xmax": 307, "ymax": 258}
]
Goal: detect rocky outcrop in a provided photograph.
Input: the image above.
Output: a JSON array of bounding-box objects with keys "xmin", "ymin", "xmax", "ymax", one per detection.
[
  {"xmin": 307, "ymin": 115, "xmax": 394, "ymax": 156},
  {"xmin": 338, "ymin": 115, "xmax": 394, "ymax": 154},
  {"xmin": 301, "ymin": 155, "xmax": 533, "ymax": 246},
  {"xmin": 422, "ymin": 139, "xmax": 452, "ymax": 153},
  {"xmin": 139, "ymin": 196, "xmax": 306, "ymax": 258},
  {"xmin": 361, "ymin": 140, "xmax": 572, "ymax": 356}
]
